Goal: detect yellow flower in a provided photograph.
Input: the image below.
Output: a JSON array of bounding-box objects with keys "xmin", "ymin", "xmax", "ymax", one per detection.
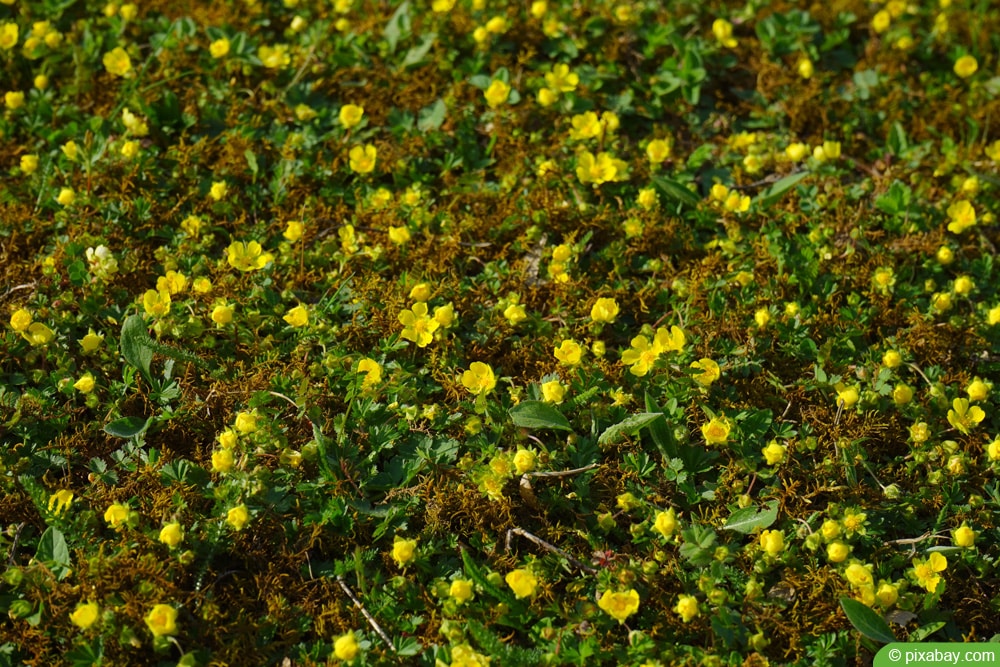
[
  {"xmin": 122, "ymin": 108, "xmax": 148, "ymax": 136},
  {"xmin": 646, "ymin": 138, "xmax": 671, "ymax": 165},
  {"xmin": 485, "ymin": 16, "xmax": 507, "ymax": 33},
  {"xmin": 590, "ymin": 297, "xmax": 619, "ymax": 323},
  {"xmin": 258, "ymin": 44, "xmax": 291, "ymax": 68},
  {"xmin": 701, "ymin": 417, "xmax": 730, "ymax": 445},
  {"xmin": 22, "ymin": 322, "xmax": 55, "ymax": 346},
  {"xmin": 339, "ymin": 103, "xmax": 364, "ymax": 129},
  {"xmin": 48, "ymin": 489, "xmax": 74, "ymax": 515},
  {"xmin": 989, "ymin": 306, "xmax": 1000, "ymax": 326},
  {"xmin": 947, "ymin": 397, "xmax": 985, "ymax": 434},
  {"xmin": 954, "ymin": 55, "xmax": 978, "ymax": 78},
  {"xmin": 399, "ymin": 302, "xmax": 439, "ymax": 347},
  {"xmin": 513, "ymin": 449, "xmax": 536, "ymax": 474},
  {"xmin": 820, "ymin": 519, "xmax": 841, "ymax": 541},
  {"xmin": 484, "ymin": 79, "xmax": 511, "ymax": 109},
  {"xmin": 827, "ymin": 541, "xmax": 849, "ymax": 563},
  {"xmin": 575, "ymin": 150, "xmax": 618, "ymax": 185},
  {"xmin": 217, "ymin": 429, "xmax": 238, "ymax": 450},
  {"xmin": 120, "ymin": 140, "xmax": 139, "ymax": 159},
  {"xmin": 953, "ymin": 524, "xmax": 976, "ymax": 548},
  {"xmin": 503, "ymin": 303, "xmax": 527, "ymax": 325},
  {"xmin": 334, "ymin": 632, "xmax": 360, "ymax": 660},
  {"xmin": 653, "ymin": 325, "xmax": 685, "ymax": 353},
  {"xmin": 461, "ymin": 362, "xmax": 497, "ymax": 396},
  {"xmin": 20, "ymin": 154, "xmax": 38, "ymax": 174},
  {"xmin": 283, "ymin": 304, "xmax": 309, "ymax": 328},
  {"xmin": 712, "ymin": 18, "xmax": 736, "ymax": 48},
  {"xmin": 104, "ymin": 503, "xmax": 130, "ymax": 529},
  {"xmin": 674, "ymin": 594, "xmax": 700, "ymax": 622},
  {"xmin": 210, "ymin": 37, "xmax": 230, "ymax": 58},
  {"xmin": 544, "ymin": 63, "xmax": 578, "ymax": 93},
  {"xmin": 409, "ymin": 283, "xmax": 431, "ymax": 302},
  {"xmin": 156, "ymin": 270, "xmax": 187, "ymax": 295},
  {"xmin": 449, "ymin": 579, "xmax": 474, "ymax": 603},
  {"xmin": 10, "ymin": 308, "xmax": 32, "ymax": 332},
  {"xmin": 145, "ymin": 604, "xmax": 178, "ymax": 637},
  {"xmin": 357, "ymin": 358, "xmax": 382, "ymax": 389},
  {"xmin": 554, "ymin": 339, "xmax": 583, "ymax": 366},
  {"xmin": 70, "ymin": 601, "xmax": 100, "ymax": 630},
  {"xmin": 388, "ymin": 225, "xmax": 411, "ymax": 245},
  {"xmin": 159, "ymin": 522, "xmax": 183, "ymax": 548},
  {"xmin": 212, "ymin": 302, "xmax": 234, "ymax": 325},
  {"xmin": 541, "ymin": 380, "xmax": 565, "ymax": 404},
  {"xmin": 181, "ymin": 215, "xmax": 202, "ymax": 237},
  {"xmin": 211, "ymin": 448, "xmax": 234, "ymax": 473},
  {"xmin": 690, "ymin": 358, "xmax": 720, "ymax": 386},
  {"xmin": 797, "ymin": 56, "xmax": 814, "ymax": 79},
  {"xmin": 210, "ymin": 181, "xmax": 228, "ymax": 200},
  {"xmin": 349, "ymin": 144, "xmax": 377, "ymax": 174},
  {"xmin": 883, "ymin": 349, "xmax": 902, "ymax": 368},
  {"xmin": 911, "ymin": 552, "xmax": 947, "ymax": 592},
  {"xmin": 947, "ymin": 200, "xmax": 976, "ymax": 234},
  {"xmin": 871, "ymin": 9, "xmax": 891, "ymax": 33},
  {"xmin": 537, "ymin": 87, "xmax": 558, "ymax": 106},
  {"xmin": 876, "ymin": 581, "xmax": 898, "ymax": 607},
  {"xmin": 0, "ymin": 22, "xmax": 18, "ymax": 50},
  {"xmin": 57, "ymin": 187, "xmax": 75, "ymax": 206},
  {"xmin": 102, "ymin": 46, "xmax": 132, "ymax": 77},
  {"xmin": 835, "ymin": 383, "xmax": 859, "ymax": 408},
  {"xmin": 785, "ymin": 142, "xmax": 809, "ymax": 161},
  {"xmin": 842, "ymin": 508, "xmax": 867, "ymax": 537},
  {"xmin": 432, "ymin": 0, "xmax": 456, "ymax": 12},
  {"xmin": 74, "ymin": 373, "xmax": 96, "ymax": 394},
  {"xmin": 845, "ymin": 561, "xmax": 874, "ymax": 588},
  {"xmin": 954, "ymin": 275, "xmax": 975, "ymax": 295},
  {"xmin": 759, "ymin": 529, "xmax": 785, "ymax": 557},
  {"xmin": 234, "ymin": 411, "xmax": 258, "ymax": 434},
  {"xmin": 433, "ymin": 303, "xmax": 455, "ymax": 328},
  {"xmin": 142, "ymin": 289, "xmax": 172, "ymax": 317},
  {"xmin": 893, "ymin": 384, "xmax": 913, "ymax": 406},
  {"xmin": 284, "ymin": 220, "xmax": 304, "ymax": 242},
  {"xmin": 392, "ymin": 536, "xmax": 417, "ymax": 566},
  {"xmin": 505, "ymin": 568, "xmax": 538, "ymax": 598},
  {"xmin": 762, "ymin": 440, "xmax": 786, "ymax": 465},
  {"xmin": 967, "ymin": 378, "xmax": 989, "ymax": 402},
  {"xmin": 654, "ymin": 508, "xmax": 678, "ymax": 538},
  {"xmin": 226, "ymin": 240, "xmax": 274, "ymax": 272},
  {"xmin": 598, "ymin": 589, "xmax": 640, "ymax": 624},
  {"xmin": 226, "ymin": 504, "xmax": 249, "ymax": 530}
]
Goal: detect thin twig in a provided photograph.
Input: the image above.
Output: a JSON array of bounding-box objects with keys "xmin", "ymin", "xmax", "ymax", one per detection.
[
  {"xmin": 506, "ymin": 527, "xmax": 597, "ymax": 574},
  {"xmin": 336, "ymin": 574, "xmax": 394, "ymax": 650},
  {"xmin": 523, "ymin": 463, "xmax": 598, "ymax": 479}
]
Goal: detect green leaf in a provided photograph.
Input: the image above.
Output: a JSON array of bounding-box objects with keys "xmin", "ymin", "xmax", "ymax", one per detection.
[
  {"xmin": 120, "ymin": 315, "xmax": 153, "ymax": 382},
  {"xmin": 402, "ymin": 32, "xmax": 436, "ymax": 69},
  {"xmin": 755, "ymin": 171, "xmax": 809, "ymax": 208},
  {"xmin": 645, "ymin": 392, "xmax": 678, "ymax": 458},
  {"xmin": 35, "ymin": 527, "xmax": 71, "ymax": 580},
  {"xmin": 509, "ymin": 401, "xmax": 573, "ymax": 432},
  {"xmin": 840, "ymin": 597, "xmax": 896, "ymax": 644},
  {"xmin": 722, "ymin": 499, "xmax": 779, "ymax": 534},
  {"xmin": 104, "ymin": 415, "xmax": 151, "ymax": 439},
  {"xmin": 383, "ymin": 0, "xmax": 411, "ymax": 54},
  {"xmin": 651, "ymin": 174, "xmax": 700, "ymax": 208},
  {"xmin": 598, "ymin": 412, "xmax": 663, "ymax": 446},
  {"xmin": 417, "ymin": 98, "xmax": 447, "ymax": 132}
]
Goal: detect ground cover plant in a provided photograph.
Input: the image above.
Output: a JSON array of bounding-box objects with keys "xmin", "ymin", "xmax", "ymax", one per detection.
[{"xmin": 2, "ymin": 0, "xmax": 1000, "ymax": 664}]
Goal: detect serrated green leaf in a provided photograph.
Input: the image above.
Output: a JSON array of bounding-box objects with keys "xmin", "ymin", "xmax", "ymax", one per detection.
[
  {"xmin": 417, "ymin": 98, "xmax": 446, "ymax": 132},
  {"xmin": 598, "ymin": 412, "xmax": 663, "ymax": 445},
  {"xmin": 509, "ymin": 401, "xmax": 573, "ymax": 432},
  {"xmin": 840, "ymin": 597, "xmax": 896, "ymax": 644},
  {"xmin": 104, "ymin": 415, "xmax": 151, "ymax": 438},
  {"xmin": 722, "ymin": 499, "xmax": 778, "ymax": 534}
]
